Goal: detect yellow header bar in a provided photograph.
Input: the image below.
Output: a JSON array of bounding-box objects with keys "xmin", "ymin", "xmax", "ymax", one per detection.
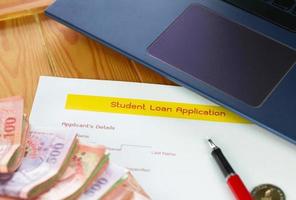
[{"xmin": 65, "ymin": 94, "xmax": 249, "ymax": 124}]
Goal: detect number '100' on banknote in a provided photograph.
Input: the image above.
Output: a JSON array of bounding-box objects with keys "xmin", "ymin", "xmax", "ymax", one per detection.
[{"xmin": 0, "ymin": 96, "xmax": 27, "ymax": 174}]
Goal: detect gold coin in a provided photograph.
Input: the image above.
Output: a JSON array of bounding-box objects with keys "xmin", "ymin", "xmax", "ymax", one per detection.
[{"xmin": 251, "ymin": 184, "xmax": 285, "ymax": 200}]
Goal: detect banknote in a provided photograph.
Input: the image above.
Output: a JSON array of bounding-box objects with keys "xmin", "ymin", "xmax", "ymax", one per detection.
[
  {"xmin": 0, "ymin": 117, "xmax": 29, "ymax": 182},
  {"xmin": 38, "ymin": 144, "xmax": 109, "ymax": 200},
  {"xmin": 0, "ymin": 128, "xmax": 78, "ymax": 199},
  {"xmin": 0, "ymin": 96, "xmax": 26, "ymax": 174},
  {"xmin": 80, "ymin": 163, "xmax": 127, "ymax": 200},
  {"xmin": 102, "ymin": 173, "xmax": 151, "ymax": 200}
]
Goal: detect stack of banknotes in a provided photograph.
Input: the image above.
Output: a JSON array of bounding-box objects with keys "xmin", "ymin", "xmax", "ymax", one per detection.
[{"xmin": 0, "ymin": 97, "xmax": 151, "ymax": 200}]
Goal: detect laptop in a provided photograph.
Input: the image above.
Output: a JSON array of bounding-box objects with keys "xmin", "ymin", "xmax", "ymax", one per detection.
[{"xmin": 46, "ymin": 0, "xmax": 296, "ymax": 143}]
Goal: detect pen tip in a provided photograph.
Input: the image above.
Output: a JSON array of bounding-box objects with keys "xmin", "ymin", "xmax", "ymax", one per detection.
[{"xmin": 208, "ymin": 139, "xmax": 218, "ymax": 149}]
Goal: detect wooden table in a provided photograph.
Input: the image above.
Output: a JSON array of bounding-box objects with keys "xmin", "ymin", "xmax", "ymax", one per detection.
[{"xmin": 0, "ymin": 0, "xmax": 174, "ymax": 115}]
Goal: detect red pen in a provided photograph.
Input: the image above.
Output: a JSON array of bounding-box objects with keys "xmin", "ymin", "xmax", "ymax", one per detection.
[{"xmin": 208, "ymin": 139, "xmax": 253, "ymax": 200}]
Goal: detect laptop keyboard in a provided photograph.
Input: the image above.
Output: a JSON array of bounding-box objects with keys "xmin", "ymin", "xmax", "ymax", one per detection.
[{"xmin": 221, "ymin": 0, "xmax": 296, "ymax": 32}]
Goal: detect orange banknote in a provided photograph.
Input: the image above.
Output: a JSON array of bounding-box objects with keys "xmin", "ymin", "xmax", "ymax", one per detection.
[
  {"xmin": 102, "ymin": 173, "xmax": 151, "ymax": 200},
  {"xmin": 0, "ymin": 96, "xmax": 27, "ymax": 174},
  {"xmin": 38, "ymin": 144, "xmax": 109, "ymax": 200}
]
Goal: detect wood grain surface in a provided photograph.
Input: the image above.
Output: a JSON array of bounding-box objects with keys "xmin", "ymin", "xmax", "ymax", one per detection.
[
  {"xmin": 0, "ymin": 0, "xmax": 53, "ymax": 21},
  {"xmin": 0, "ymin": 14, "xmax": 53, "ymax": 114},
  {"xmin": 0, "ymin": 1, "xmax": 174, "ymax": 115}
]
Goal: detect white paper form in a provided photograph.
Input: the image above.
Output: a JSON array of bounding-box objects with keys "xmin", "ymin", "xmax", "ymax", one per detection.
[{"xmin": 30, "ymin": 76, "xmax": 296, "ymax": 200}]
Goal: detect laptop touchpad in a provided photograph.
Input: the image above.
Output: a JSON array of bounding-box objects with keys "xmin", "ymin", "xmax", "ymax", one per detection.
[{"xmin": 147, "ymin": 4, "xmax": 296, "ymax": 107}]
